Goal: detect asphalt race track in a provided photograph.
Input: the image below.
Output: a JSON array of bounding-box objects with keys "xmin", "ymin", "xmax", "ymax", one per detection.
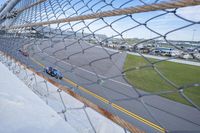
[{"xmin": 1, "ymin": 37, "xmax": 200, "ymax": 132}]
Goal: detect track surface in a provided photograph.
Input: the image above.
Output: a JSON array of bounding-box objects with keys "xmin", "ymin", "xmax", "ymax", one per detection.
[{"xmin": 1, "ymin": 37, "xmax": 200, "ymax": 132}]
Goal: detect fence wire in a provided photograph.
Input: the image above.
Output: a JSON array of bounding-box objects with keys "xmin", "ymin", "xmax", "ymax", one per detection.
[
  {"xmin": 0, "ymin": 0, "xmax": 200, "ymax": 132},
  {"xmin": 0, "ymin": 52, "xmax": 132, "ymax": 133}
]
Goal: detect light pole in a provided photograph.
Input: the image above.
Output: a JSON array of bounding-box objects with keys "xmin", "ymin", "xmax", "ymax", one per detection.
[{"xmin": 192, "ymin": 29, "xmax": 196, "ymax": 42}]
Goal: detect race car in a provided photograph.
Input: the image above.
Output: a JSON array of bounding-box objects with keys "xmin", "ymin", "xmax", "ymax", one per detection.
[
  {"xmin": 44, "ymin": 66, "xmax": 63, "ymax": 80},
  {"xmin": 18, "ymin": 49, "xmax": 29, "ymax": 57}
]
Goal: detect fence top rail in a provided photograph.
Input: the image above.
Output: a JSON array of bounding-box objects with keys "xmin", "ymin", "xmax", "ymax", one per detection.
[{"xmin": 7, "ymin": 0, "xmax": 200, "ymax": 29}]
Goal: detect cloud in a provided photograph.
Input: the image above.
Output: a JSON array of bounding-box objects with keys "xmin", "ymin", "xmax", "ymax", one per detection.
[{"xmin": 176, "ymin": 5, "xmax": 200, "ymax": 22}]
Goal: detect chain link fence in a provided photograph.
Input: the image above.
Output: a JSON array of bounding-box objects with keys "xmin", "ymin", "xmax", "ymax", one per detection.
[
  {"xmin": 0, "ymin": 51, "xmax": 134, "ymax": 133},
  {"xmin": 0, "ymin": 0, "xmax": 200, "ymax": 132}
]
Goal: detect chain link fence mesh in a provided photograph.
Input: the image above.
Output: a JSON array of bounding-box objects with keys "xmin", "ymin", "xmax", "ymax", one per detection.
[
  {"xmin": 0, "ymin": 52, "xmax": 133, "ymax": 133},
  {"xmin": 0, "ymin": 0, "xmax": 200, "ymax": 132}
]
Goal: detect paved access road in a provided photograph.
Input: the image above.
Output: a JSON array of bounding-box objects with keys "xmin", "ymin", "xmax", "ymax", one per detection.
[{"xmin": 0, "ymin": 37, "xmax": 200, "ymax": 133}]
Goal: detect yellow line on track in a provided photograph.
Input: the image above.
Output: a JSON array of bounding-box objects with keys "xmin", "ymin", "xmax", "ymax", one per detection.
[
  {"xmin": 30, "ymin": 57, "xmax": 166, "ymax": 133},
  {"xmin": 111, "ymin": 103, "xmax": 165, "ymax": 133}
]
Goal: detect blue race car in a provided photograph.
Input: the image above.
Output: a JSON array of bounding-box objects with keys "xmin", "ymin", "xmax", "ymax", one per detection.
[{"xmin": 44, "ymin": 66, "xmax": 63, "ymax": 80}]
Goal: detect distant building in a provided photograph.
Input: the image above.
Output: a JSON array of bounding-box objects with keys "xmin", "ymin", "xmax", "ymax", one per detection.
[
  {"xmin": 152, "ymin": 47, "xmax": 181, "ymax": 57},
  {"xmin": 139, "ymin": 47, "xmax": 150, "ymax": 53},
  {"xmin": 118, "ymin": 45, "xmax": 126, "ymax": 50},
  {"xmin": 194, "ymin": 53, "xmax": 200, "ymax": 59},
  {"xmin": 180, "ymin": 53, "xmax": 193, "ymax": 59}
]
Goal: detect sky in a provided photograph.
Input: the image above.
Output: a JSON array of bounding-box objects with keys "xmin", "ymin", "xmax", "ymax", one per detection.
[
  {"xmin": 46, "ymin": 0, "xmax": 200, "ymax": 41},
  {"xmin": 1, "ymin": 0, "xmax": 200, "ymax": 41},
  {"xmin": 0, "ymin": 0, "xmax": 6, "ymax": 5}
]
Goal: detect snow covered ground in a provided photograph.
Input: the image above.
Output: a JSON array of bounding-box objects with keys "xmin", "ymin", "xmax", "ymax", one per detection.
[{"xmin": 0, "ymin": 52, "xmax": 128, "ymax": 133}]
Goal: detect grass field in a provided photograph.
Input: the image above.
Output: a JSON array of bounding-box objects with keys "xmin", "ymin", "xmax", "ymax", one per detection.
[{"xmin": 124, "ymin": 54, "xmax": 200, "ymax": 107}]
